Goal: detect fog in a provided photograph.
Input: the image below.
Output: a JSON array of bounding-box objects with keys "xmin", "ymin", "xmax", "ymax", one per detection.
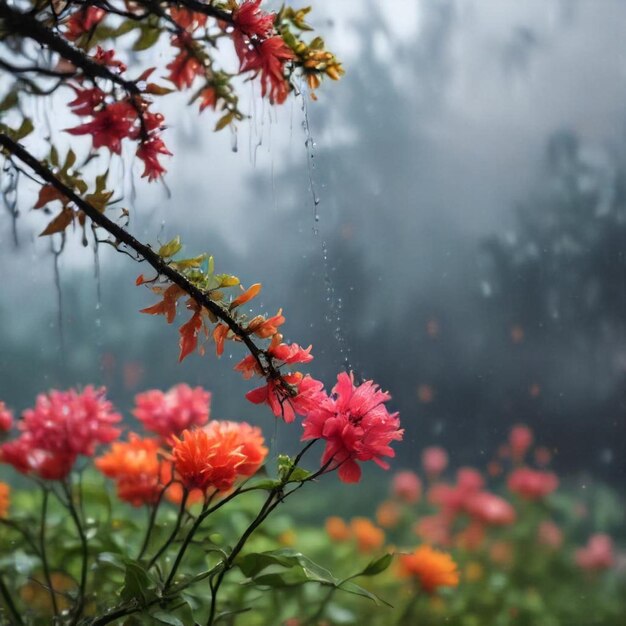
[{"xmin": 1, "ymin": 0, "xmax": 625, "ymax": 484}]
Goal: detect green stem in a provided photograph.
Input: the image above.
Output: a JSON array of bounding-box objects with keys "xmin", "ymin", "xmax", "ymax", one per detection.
[
  {"xmin": 62, "ymin": 480, "xmax": 89, "ymax": 625},
  {"xmin": 148, "ymin": 488, "xmax": 189, "ymax": 568},
  {"xmin": 0, "ymin": 573, "xmax": 23, "ymax": 625},
  {"xmin": 39, "ymin": 488, "xmax": 59, "ymax": 620}
]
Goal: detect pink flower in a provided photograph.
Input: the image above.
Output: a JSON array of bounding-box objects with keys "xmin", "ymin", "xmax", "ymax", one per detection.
[
  {"xmin": 456, "ymin": 467, "xmax": 484, "ymax": 492},
  {"xmin": 575, "ymin": 534, "xmax": 615, "ymax": 571},
  {"xmin": 301, "ymin": 372, "xmax": 403, "ymax": 483},
  {"xmin": 391, "ymin": 471, "xmax": 422, "ymax": 504},
  {"xmin": 465, "ymin": 492, "xmax": 516, "ymax": 526},
  {"xmin": 507, "ymin": 467, "xmax": 558, "ymax": 500},
  {"xmin": 0, "ymin": 402, "xmax": 13, "ymax": 432},
  {"xmin": 537, "ymin": 521, "xmax": 563, "ymax": 549},
  {"xmin": 0, "ymin": 387, "xmax": 121, "ymax": 480},
  {"xmin": 133, "ymin": 384, "xmax": 211, "ymax": 440},
  {"xmin": 509, "ymin": 424, "xmax": 533, "ymax": 462},
  {"xmin": 422, "ymin": 446, "xmax": 448, "ymax": 478},
  {"xmin": 246, "ymin": 373, "xmax": 324, "ymax": 423}
]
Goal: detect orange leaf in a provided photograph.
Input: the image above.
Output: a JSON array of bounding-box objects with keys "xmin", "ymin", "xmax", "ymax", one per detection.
[
  {"xmin": 39, "ymin": 209, "xmax": 74, "ymax": 236},
  {"xmin": 212, "ymin": 323, "xmax": 229, "ymax": 357},
  {"xmin": 140, "ymin": 284, "xmax": 184, "ymax": 323},
  {"xmin": 230, "ymin": 283, "xmax": 262, "ymax": 309}
]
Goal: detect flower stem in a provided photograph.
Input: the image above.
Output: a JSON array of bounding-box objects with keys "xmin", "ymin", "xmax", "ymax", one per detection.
[{"xmin": 39, "ymin": 488, "xmax": 59, "ymax": 620}]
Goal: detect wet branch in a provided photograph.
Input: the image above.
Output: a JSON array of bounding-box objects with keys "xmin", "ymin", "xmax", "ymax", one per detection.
[
  {"xmin": 0, "ymin": 133, "xmax": 285, "ymax": 383},
  {"xmin": 0, "ymin": 2, "xmax": 141, "ymax": 96}
]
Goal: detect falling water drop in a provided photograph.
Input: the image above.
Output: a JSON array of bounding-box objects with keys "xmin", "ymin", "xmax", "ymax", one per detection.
[{"xmin": 231, "ymin": 126, "xmax": 238, "ymax": 153}]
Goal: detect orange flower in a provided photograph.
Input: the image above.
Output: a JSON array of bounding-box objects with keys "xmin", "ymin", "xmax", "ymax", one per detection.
[
  {"xmin": 0, "ymin": 482, "xmax": 10, "ymax": 517},
  {"xmin": 247, "ymin": 309, "xmax": 285, "ymax": 338},
  {"xmin": 350, "ymin": 517, "xmax": 385, "ymax": 553},
  {"xmin": 398, "ymin": 545, "xmax": 459, "ymax": 593},
  {"xmin": 203, "ymin": 420, "xmax": 268, "ymax": 477},
  {"xmin": 376, "ymin": 500, "xmax": 402, "ymax": 529},
  {"xmin": 95, "ymin": 434, "xmax": 165, "ymax": 506},
  {"xmin": 325, "ymin": 516, "xmax": 351, "ymax": 542},
  {"xmin": 171, "ymin": 428, "xmax": 246, "ymax": 492}
]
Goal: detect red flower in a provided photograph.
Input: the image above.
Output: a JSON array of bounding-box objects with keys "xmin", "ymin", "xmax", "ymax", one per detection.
[
  {"xmin": 238, "ymin": 36, "xmax": 294, "ymax": 104},
  {"xmin": 136, "ymin": 136, "xmax": 172, "ymax": 181},
  {"xmin": 507, "ymin": 467, "xmax": 558, "ymax": 500},
  {"xmin": 92, "ymin": 47, "xmax": 127, "ymax": 73},
  {"xmin": 246, "ymin": 372, "xmax": 324, "ymax": 423},
  {"xmin": 64, "ymin": 6, "xmax": 105, "ymax": 41},
  {"xmin": 133, "ymin": 384, "xmax": 211, "ymax": 440},
  {"xmin": 198, "ymin": 86, "xmax": 217, "ymax": 112},
  {"xmin": 302, "ymin": 372, "xmax": 403, "ymax": 483},
  {"xmin": 169, "ymin": 7, "xmax": 207, "ymax": 31},
  {"xmin": 68, "ymin": 86, "xmax": 105, "ymax": 117},
  {"xmin": 233, "ymin": 0, "xmax": 275, "ymax": 39},
  {"xmin": 66, "ymin": 101, "xmax": 137, "ymax": 154},
  {"xmin": 167, "ymin": 34, "xmax": 204, "ymax": 90}
]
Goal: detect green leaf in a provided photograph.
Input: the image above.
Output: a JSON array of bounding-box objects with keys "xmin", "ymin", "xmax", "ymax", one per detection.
[
  {"xmin": 286, "ymin": 466, "xmax": 312, "ymax": 482},
  {"xmin": 133, "ymin": 26, "xmax": 161, "ymax": 51},
  {"xmin": 337, "ymin": 580, "xmax": 392, "ymax": 607},
  {"xmin": 237, "ymin": 550, "xmax": 390, "ymax": 606},
  {"xmin": 355, "ymin": 553, "xmax": 393, "ymax": 577},
  {"xmin": 0, "ymin": 91, "xmax": 18, "ymax": 113},
  {"xmin": 120, "ymin": 560, "xmax": 159, "ymax": 606},
  {"xmin": 158, "ymin": 235, "xmax": 182, "ymax": 258},
  {"xmin": 173, "ymin": 254, "xmax": 207, "ymax": 270},
  {"xmin": 62, "ymin": 149, "xmax": 76, "ymax": 173},
  {"xmin": 14, "ymin": 118, "xmax": 34, "ymax": 140}
]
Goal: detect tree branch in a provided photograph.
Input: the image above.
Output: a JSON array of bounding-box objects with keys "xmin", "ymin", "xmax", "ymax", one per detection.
[
  {"xmin": 0, "ymin": 133, "xmax": 285, "ymax": 384},
  {"xmin": 0, "ymin": 2, "xmax": 140, "ymax": 94}
]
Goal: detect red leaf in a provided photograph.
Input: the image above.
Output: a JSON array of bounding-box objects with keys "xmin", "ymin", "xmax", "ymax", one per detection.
[{"xmin": 179, "ymin": 311, "xmax": 202, "ymax": 362}]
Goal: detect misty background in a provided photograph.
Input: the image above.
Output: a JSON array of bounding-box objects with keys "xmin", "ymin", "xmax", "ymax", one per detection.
[{"xmin": 0, "ymin": 0, "xmax": 625, "ymax": 489}]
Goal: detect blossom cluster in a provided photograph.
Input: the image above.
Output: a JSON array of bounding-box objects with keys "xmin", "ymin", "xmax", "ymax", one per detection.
[
  {"xmin": 140, "ymin": 262, "xmax": 403, "ymax": 483},
  {"xmin": 0, "ymin": 387, "xmax": 121, "ymax": 479},
  {"xmin": 42, "ymin": 0, "xmax": 343, "ymax": 189}
]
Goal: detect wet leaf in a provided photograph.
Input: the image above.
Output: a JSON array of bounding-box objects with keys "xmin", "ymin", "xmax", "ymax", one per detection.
[
  {"xmin": 39, "ymin": 209, "xmax": 74, "ymax": 236},
  {"xmin": 214, "ymin": 111, "xmax": 234, "ymax": 131},
  {"xmin": 159, "ymin": 235, "xmax": 182, "ymax": 258},
  {"xmin": 133, "ymin": 25, "xmax": 161, "ymax": 51}
]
